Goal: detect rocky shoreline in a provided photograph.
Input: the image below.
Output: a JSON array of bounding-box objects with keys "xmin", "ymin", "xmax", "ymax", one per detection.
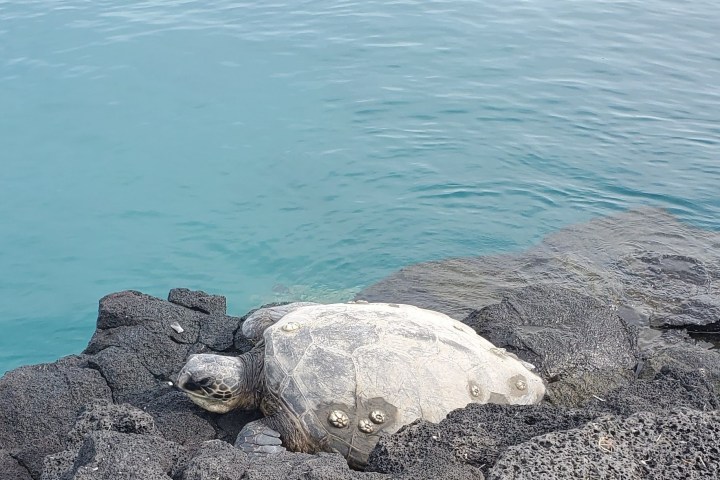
[{"xmin": 1, "ymin": 208, "xmax": 719, "ymax": 479}]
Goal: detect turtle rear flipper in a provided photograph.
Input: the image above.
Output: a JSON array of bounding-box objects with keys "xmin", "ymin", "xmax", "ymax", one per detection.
[{"xmin": 235, "ymin": 419, "xmax": 287, "ymax": 455}]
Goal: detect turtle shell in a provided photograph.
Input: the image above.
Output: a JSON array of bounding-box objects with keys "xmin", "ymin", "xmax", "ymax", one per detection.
[{"xmin": 262, "ymin": 302, "xmax": 545, "ymax": 468}]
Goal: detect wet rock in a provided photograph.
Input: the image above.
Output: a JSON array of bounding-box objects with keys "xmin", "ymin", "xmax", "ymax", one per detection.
[
  {"xmin": 638, "ymin": 330, "xmax": 720, "ymax": 389},
  {"xmin": 614, "ymin": 253, "xmax": 720, "ymax": 330},
  {"xmin": 357, "ymin": 208, "xmax": 720, "ymax": 333},
  {"xmin": 486, "ymin": 408, "xmax": 720, "ymax": 480},
  {"xmin": 464, "ymin": 285, "xmax": 640, "ymax": 406},
  {"xmin": 356, "ymin": 254, "xmax": 517, "ymax": 320},
  {"xmin": 587, "ymin": 366, "xmax": 719, "ymax": 416},
  {"xmin": 0, "ymin": 356, "xmax": 111, "ymax": 478}
]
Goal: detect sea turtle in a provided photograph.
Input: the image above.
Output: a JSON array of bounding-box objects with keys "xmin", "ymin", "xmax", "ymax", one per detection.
[{"xmin": 175, "ymin": 302, "xmax": 545, "ymax": 468}]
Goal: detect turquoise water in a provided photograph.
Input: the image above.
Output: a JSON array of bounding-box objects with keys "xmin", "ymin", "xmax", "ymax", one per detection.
[{"xmin": 1, "ymin": 1, "xmax": 719, "ymax": 374}]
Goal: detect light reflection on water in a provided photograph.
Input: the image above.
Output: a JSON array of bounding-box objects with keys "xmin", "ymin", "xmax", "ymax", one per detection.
[{"xmin": 0, "ymin": 0, "xmax": 719, "ymax": 373}]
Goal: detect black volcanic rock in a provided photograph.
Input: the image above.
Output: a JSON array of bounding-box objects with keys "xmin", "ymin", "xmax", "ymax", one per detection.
[
  {"xmin": 367, "ymin": 403, "xmax": 596, "ymax": 476},
  {"xmin": 175, "ymin": 441, "xmax": 392, "ymax": 480},
  {"xmin": 0, "ymin": 449, "xmax": 33, "ymax": 480},
  {"xmin": 1, "ymin": 209, "xmax": 720, "ymax": 480},
  {"xmin": 82, "ymin": 290, "xmax": 245, "ymax": 406},
  {"xmin": 0, "ymin": 356, "xmax": 112, "ymax": 478},
  {"xmin": 357, "ymin": 208, "xmax": 720, "ymax": 332},
  {"xmin": 638, "ymin": 330, "xmax": 720, "ymax": 390},
  {"xmin": 486, "ymin": 408, "xmax": 720, "ymax": 480},
  {"xmin": 168, "ymin": 288, "xmax": 227, "ymax": 315},
  {"xmin": 464, "ymin": 285, "xmax": 640, "ymax": 406},
  {"xmin": 613, "ymin": 252, "xmax": 720, "ymax": 331},
  {"xmin": 368, "ymin": 365, "xmax": 720, "ymax": 478},
  {"xmin": 42, "ymin": 401, "xmax": 163, "ymax": 480},
  {"xmin": 62, "ymin": 430, "xmax": 183, "ymax": 480}
]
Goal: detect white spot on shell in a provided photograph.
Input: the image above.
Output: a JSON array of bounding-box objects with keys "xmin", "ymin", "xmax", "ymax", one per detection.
[
  {"xmin": 515, "ymin": 379, "xmax": 527, "ymax": 391},
  {"xmin": 470, "ymin": 384, "xmax": 481, "ymax": 397},
  {"xmin": 358, "ymin": 419, "xmax": 374, "ymax": 433},
  {"xmin": 170, "ymin": 322, "xmax": 184, "ymax": 333},
  {"xmin": 369, "ymin": 410, "xmax": 386, "ymax": 424},
  {"xmin": 282, "ymin": 322, "xmax": 300, "ymax": 332},
  {"xmin": 328, "ymin": 410, "xmax": 349, "ymax": 428}
]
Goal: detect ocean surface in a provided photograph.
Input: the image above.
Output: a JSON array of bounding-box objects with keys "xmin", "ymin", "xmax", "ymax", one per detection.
[{"xmin": 1, "ymin": 0, "xmax": 719, "ymax": 375}]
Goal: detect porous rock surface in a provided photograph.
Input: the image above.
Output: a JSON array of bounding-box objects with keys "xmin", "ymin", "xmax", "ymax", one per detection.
[
  {"xmin": 367, "ymin": 361, "xmax": 720, "ymax": 478},
  {"xmin": 464, "ymin": 284, "xmax": 640, "ymax": 406},
  {"xmin": 367, "ymin": 403, "xmax": 598, "ymax": 475},
  {"xmin": 0, "ymin": 209, "xmax": 718, "ymax": 480},
  {"xmin": 0, "ymin": 356, "xmax": 112, "ymax": 478},
  {"xmin": 487, "ymin": 408, "xmax": 720, "ymax": 480},
  {"xmin": 1, "ymin": 449, "xmax": 33, "ymax": 480}
]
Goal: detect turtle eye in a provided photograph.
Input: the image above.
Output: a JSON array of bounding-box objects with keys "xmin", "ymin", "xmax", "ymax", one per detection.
[
  {"xmin": 194, "ymin": 376, "xmax": 214, "ymax": 387},
  {"xmin": 183, "ymin": 376, "xmax": 214, "ymax": 392}
]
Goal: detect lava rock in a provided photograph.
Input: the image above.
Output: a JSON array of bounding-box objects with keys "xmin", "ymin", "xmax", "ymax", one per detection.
[
  {"xmin": 1, "ymin": 216, "xmax": 719, "ymax": 480},
  {"xmin": 168, "ymin": 288, "xmax": 227, "ymax": 315},
  {"xmin": 367, "ymin": 342, "xmax": 719, "ymax": 478},
  {"xmin": 585, "ymin": 366, "xmax": 720, "ymax": 416},
  {"xmin": 174, "ymin": 440, "xmax": 248, "ymax": 480},
  {"xmin": 638, "ymin": 330, "xmax": 720, "ymax": 389},
  {"xmin": 0, "ymin": 449, "xmax": 32, "ymax": 480},
  {"xmin": 613, "ymin": 253, "xmax": 720, "ymax": 330},
  {"xmin": 176, "ymin": 440, "xmax": 391, "ymax": 480},
  {"xmin": 83, "ymin": 290, "xmax": 243, "ymax": 406},
  {"xmin": 357, "ymin": 208, "xmax": 720, "ymax": 333},
  {"xmin": 62, "ymin": 430, "xmax": 184, "ymax": 480},
  {"xmin": 367, "ymin": 403, "xmax": 596, "ymax": 476},
  {"xmin": 142, "ymin": 391, "xmax": 219, "ymax": 446},
  {"xmin": 0, "ymin": 289, "xmax": 257, "ymax": 480},
  {"xmin": 464, "ymin": 285, "xmax": 640, "ymax": 406},
  {"xmin": 0, "ymin": 356, "xmax": 111, "ymax": 478},
  {"xmin": 486, "ymin": 408, "xmax": 720, "ymax": 480},
  {"xmin": 41, "ymin": 401, "xmax": 160, "ymax": 480},
  {"xmin": 241, "ymin": 451, "xmax": 387, "ymax": 480}
]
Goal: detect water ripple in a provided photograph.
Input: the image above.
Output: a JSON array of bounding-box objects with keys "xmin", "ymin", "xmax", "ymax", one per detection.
[{"xmin": 1, "ymin": 0, "xmax": 719, "ymax": 373}]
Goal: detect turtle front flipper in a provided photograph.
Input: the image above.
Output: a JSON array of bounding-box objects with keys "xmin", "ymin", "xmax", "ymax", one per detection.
[
  {"xmin": 241, "ymin": 302, "xmax": 318, "ymax": 342},
  {"xmin": 235, "ymin": 419, "xmax": 287, "ymax": 455}
]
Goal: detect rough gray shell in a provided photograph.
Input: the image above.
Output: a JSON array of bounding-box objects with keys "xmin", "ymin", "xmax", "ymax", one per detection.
[{"xmin": 262, "ymin": 302, "xmax": 545, "ymax": 467}]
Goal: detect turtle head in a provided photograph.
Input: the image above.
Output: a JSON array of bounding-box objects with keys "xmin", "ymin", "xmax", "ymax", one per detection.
[{"xmin": 175, "ymin": 354, "xmax": 253, "ymax": 413}]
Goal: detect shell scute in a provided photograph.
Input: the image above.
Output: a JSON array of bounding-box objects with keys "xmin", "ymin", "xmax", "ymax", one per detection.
[{"xmin": 262, "ymin": 302, "xmax": 545, "ymax": 468}]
